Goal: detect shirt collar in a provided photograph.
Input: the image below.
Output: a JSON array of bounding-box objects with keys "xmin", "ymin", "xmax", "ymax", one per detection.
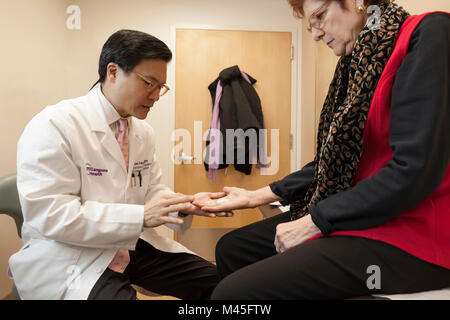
[{"xmin": 96, "ymin": 83, "xmax": 125, "ymax": 125}]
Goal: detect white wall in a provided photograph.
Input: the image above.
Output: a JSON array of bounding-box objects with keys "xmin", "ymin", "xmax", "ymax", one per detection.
[{"xmin": 0, "ymin": 0, "xmax": 70, "ymax": 299}]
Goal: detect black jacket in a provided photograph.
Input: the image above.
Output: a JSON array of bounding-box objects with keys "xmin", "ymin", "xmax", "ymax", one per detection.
[{"xmin": 204, "ymin": 65, "xmax": 265, "ymax": 175}]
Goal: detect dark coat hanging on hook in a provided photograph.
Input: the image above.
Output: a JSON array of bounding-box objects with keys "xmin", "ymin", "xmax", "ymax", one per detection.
[{"xmin": 204, "ymin": 65, "xmax": 266, "ymax": 179}]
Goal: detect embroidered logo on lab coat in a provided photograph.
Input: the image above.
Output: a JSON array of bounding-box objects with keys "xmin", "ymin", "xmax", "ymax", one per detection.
[{"xmin": 85, "ymin": 163, "xmax": 109, "ymax": 176}]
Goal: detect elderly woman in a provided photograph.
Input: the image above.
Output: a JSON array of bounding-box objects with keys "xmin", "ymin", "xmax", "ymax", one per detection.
[{"xmin": 196, "ymin": 0, "xmax": 450, "ymax": 299}]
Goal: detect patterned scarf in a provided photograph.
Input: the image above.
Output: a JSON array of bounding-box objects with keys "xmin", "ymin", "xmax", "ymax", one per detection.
[{"xmin": 290, "ymin": 2, "xmax": 410, "ymax": 220}]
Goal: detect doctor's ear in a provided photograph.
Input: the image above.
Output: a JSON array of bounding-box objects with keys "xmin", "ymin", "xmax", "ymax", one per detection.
[{"xmin": 106, "ymin": 62, "xmax": 120, "ymax": 83}]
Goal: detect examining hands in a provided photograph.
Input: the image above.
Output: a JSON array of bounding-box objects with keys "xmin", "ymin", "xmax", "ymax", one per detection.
[
  {"xmin": 194, "ymin": 187, "xmax": 254, "ymax": 212},
  {"xmin": 188, "ymin": 192, "xmax": 234, "ymax": 218},
  {"xmin": 161, "ymin": 186, "xmax": 321, "ymax": 253},
  {"xmin": 143, "ymin": 191, "xmax": 235, "ymax": 228}
]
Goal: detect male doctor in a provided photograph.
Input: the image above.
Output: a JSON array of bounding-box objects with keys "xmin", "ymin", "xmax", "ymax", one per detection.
[{"xmin": 9, "ymin": 29, "xmax": 227, "ymax": 300}]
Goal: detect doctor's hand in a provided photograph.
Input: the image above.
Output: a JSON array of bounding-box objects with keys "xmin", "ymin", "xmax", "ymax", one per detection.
[
  {"xmin": 274, "ymin": 215, "xmax": 321, "ymax": 254},
  {"xmin": 143, "ymin": 193, "xmax": 193, "ymax": 228}
]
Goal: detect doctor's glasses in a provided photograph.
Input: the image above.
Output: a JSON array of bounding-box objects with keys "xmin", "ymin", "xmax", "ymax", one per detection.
[{"xmin": 133, "ymin": 71, "xmax": 170, "ymax": 97}]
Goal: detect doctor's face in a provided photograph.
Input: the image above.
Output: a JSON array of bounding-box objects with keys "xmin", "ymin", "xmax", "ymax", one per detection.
[{"xmin": 111, "ymin": 59, "xmax": 168, "ymax": 119}]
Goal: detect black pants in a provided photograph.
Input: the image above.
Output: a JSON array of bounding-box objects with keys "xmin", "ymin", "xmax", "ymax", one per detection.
[
  {"xmin": 212, "ymin": 211, "xmax": 450, "ymax": 300},
  {"xmin": 88, "ymin": 239, "xmax": 219, "ymax": 300}
]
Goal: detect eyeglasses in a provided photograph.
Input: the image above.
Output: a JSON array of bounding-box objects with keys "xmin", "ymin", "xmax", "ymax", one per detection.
[
  {"xmin": 133, "ymin": 71, "xmax": 170, "ymax": 97},
  {"xmin": 307, "ymin": 0, "xmax": 331, "ymax": 32}
]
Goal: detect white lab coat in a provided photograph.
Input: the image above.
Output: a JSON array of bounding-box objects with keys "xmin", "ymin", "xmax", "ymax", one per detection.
[{"xmin": 8, "ymin": 85, "xmax": 194, "ymax": 300}]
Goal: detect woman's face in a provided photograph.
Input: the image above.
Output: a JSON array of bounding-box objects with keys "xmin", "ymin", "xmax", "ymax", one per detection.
[{"xmin": 303, "ymin": 0, "xmax": 368, "ymax": 56}]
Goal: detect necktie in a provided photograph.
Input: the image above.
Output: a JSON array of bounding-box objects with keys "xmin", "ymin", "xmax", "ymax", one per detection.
[
  {"xmin": 117, "ymin": 118, "xmax": 129, "ymax": 171},
  {"xmin": 108, "ymin": 118, "xmax": 130, "ymax": 273}
]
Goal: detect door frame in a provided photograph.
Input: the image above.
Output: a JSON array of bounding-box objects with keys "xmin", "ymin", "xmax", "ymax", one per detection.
[{"xmin": 168, "ymin": 24, "xmax": 302, "ymax": 190}]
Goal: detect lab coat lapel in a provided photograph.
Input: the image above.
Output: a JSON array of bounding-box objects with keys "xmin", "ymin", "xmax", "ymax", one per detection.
[
  {"xmin": 100, "ymin": 129, "xmax": 128, "ymax": 174},
  {"xmin": 86, "ymin": 89, "xmax": 128, "ymax": 174}
]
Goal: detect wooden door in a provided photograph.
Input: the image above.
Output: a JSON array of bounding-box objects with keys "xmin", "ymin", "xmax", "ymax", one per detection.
[{"xmin": 174, "ymin": 29, "xmax": 292, "ymax": 234}]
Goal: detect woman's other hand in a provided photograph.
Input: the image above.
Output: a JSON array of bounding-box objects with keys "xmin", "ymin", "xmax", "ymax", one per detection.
[{"xmin": 274, "ymin": 215, "xmax": 321, "ymax": 253}]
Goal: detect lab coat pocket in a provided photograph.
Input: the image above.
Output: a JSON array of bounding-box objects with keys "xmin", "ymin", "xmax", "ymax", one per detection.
[
  {"xmin": 128, "ymin": 162, "xmax": 151, "ymax": 203},
  {"xmin": 8, "ymin": 239, "xmax": 81, "ymax": 300}
]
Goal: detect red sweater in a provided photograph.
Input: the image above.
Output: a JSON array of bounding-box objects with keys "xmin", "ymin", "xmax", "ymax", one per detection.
[{"xmin": 311, "ymin": 12, "xmax": 450, "ymax": 270}]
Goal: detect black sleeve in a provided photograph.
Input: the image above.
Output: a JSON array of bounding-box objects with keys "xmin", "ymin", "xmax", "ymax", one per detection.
[
  {"xmin": 309, "ymin": 13, "xmax": 450, "ymax": 234},
  {"xmin": 269, "ymin": 160, "xmax": 316, "ymax": 204}
]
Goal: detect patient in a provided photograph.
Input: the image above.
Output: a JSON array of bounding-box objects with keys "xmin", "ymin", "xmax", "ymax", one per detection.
[{"xmin": 194, "ymin": 0, "xmax": 450, "ymax": 299}]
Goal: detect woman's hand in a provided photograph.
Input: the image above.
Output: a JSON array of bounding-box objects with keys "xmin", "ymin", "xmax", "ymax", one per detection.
[
  {"xmin": 274, "ymin": 215, "xmax": 321, "ymax": 253},
  {"xmin": 198, "ymin": 186, "xmax": 282, "ymax": 213},
  {"xmin": 186, "ymin": 192, "xmax": 234, "ymax": 218},
  {"xmin": 197, "ymin": 187, "xmax": 253, "ymax": 212}
]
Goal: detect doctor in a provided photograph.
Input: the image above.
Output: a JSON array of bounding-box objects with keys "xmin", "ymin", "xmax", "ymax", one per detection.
[{"xmin": 9, "ymin": 29, "xmax": 227, "ymax": 300}]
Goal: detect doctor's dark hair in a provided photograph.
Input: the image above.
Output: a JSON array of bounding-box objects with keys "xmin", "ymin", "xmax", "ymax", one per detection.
[{"xmin": 92, "ymin": 29, "xmax": 172, "ymax": 88}]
